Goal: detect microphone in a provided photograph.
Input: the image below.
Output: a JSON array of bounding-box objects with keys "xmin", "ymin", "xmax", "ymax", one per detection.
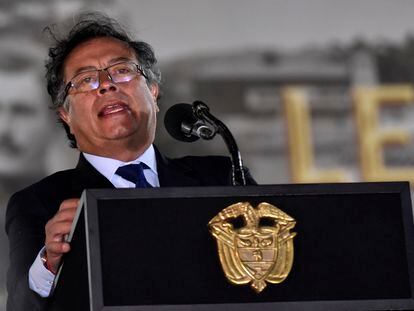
[
  {"xmin": 164, "ymin": 103, "xmax": 216, "ymax": 142},
  {"xmin": 164, "ymin": 101, "xmax": 247, "ymax": 186}
]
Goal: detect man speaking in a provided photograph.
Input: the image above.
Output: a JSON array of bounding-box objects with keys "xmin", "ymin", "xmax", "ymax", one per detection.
[{"xmin": 5, "ymin": 13, "xmax": 255, "ymax": 311}]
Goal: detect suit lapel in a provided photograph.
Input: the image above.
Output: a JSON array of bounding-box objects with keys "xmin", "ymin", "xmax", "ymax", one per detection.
[
  {"xmin": 71, "ymin": 153, "xmax": 114, "ymax": 194},
  {"xmin": 155, "ymin": 148, "xmax": 202, "ymax": 187}
]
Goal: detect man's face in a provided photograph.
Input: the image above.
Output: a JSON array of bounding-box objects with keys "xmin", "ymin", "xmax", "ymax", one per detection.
[
  {"xmin": 0, "ymin": 71, "xmax": 51, "ymax": 177},
  {"xmin": 59, "ymin": 37, "xmax": 159, "ymax": 159}
]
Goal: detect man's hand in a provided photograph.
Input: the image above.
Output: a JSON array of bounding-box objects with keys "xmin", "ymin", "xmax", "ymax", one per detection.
[{"xmin": 44, "ymin": 198, "xmax": 79, "ymax": 274}]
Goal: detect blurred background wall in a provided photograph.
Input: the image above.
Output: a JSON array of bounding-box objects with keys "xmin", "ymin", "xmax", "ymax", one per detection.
[{"xmin": 1, "ymin": 0, "xmax": 414, "ymax": 309}]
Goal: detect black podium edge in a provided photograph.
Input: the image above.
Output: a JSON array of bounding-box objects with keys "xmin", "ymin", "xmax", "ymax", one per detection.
[{"xmin": 77, "ymin": 181, "xmax": 414, "ymax": 311}]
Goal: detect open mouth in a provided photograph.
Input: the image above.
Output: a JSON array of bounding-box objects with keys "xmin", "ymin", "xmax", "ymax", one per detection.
[{"xmin": 98, "ymin": 102, "xmax": 130, "ymax": 117}]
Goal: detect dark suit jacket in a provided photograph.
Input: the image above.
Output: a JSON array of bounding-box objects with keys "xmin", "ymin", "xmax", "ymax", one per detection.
[{"xmin": 5, "ymin": 149, "xmax": 255, "ymax": 311}]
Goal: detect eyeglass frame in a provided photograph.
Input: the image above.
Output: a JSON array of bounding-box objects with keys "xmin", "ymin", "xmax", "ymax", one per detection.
[{"xmin": 62, "ymin": 61, "xmax": 148, "ymax": 103}]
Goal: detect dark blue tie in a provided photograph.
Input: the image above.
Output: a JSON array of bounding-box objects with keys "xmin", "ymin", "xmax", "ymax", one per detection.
[{"xmin": 115, "ymin": 163, "xmax": 152, "ymax": 188}]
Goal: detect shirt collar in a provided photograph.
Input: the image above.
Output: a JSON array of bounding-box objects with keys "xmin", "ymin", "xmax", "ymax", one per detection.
[{"xmin": 83, "ymin": 144, "xmax": 158, "ymax": 182}]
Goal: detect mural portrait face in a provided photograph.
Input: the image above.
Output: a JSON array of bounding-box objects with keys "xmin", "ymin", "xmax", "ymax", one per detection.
[
  {"xmin": 0, "ymin": 70, "xmax": 52, "ymax": 177},
  {"xmin": 0, "ymin": 37, "xmax": 52, "ymax": 179}
]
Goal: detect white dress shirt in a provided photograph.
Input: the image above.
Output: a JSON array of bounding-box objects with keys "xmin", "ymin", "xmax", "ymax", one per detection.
[{"xmin": 29, "ymin": 145, "xmax": 159, "ymax": 297}]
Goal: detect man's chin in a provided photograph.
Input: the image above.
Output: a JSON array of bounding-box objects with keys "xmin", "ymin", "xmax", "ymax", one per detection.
[{"xmin": 99, "ymin": 125, "xmax": 142, "ymax": 141}]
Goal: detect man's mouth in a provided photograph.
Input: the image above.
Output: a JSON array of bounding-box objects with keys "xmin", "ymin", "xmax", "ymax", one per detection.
[{"xmin": 98, "ymin": 103, "xmax": 130, "ymax": 117}]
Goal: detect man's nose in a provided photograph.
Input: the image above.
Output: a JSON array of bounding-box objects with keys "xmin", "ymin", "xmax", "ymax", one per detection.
[{"xmin": 98, "ymin": 70, "xmax": 118, "ymax": 95}]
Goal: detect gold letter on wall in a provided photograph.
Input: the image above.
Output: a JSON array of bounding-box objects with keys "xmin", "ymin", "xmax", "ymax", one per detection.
[
  {"xmin": 283, "ymin": 87, "xmax": 348, "ymax": 183},
  {"xmin": 354, "ymin": 85, "xmax": 414, "ymax": 183}
]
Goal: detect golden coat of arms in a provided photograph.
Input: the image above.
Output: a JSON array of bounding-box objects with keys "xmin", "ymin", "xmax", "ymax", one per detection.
[{"xmin": 208, "ymin": 202, "xmax": 296, "ymax": 293}]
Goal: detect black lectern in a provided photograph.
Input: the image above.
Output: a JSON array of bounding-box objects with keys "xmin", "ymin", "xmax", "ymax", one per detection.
[{"xmin": 47, "ymin": 182, "xmax": 414, "ymax": 310}]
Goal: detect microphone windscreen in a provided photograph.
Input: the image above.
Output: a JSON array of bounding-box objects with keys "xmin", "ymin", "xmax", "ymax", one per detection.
[{"xmin": 164, "ymin": 103, "xmax": 199, "ymax": 142}]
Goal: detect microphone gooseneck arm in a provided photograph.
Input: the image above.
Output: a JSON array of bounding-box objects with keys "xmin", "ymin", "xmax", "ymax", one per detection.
[{"xmin": 192, "ymin": 101, "xmax": 247, "ymax": 186}]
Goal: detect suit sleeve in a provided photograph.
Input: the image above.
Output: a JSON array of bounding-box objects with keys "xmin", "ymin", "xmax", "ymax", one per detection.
[{"xmin": 5, "ymin": 189, "xmax": 49, "ymax": 311}]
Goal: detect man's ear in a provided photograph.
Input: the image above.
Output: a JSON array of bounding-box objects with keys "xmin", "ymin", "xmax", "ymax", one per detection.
[
  {"xmin": 150, "ymin": 83, "xmax": 159, "ymax": 102},
  {"xmin": 150, "ymin": 83, "xmax": 160, "ymax": 112},
  {"xmin": 58, "ymin": 107, "xmax": 71, "ymax": 128}
]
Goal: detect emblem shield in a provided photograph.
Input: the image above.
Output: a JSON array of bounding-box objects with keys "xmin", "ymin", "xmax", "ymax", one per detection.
[
  {"xmin": 236, "ymin": 228, "xmax": 278, "ymax": 280},
  {"xmin": 208, "ymin": 202, "xmax": 296, "ymax": 293}
]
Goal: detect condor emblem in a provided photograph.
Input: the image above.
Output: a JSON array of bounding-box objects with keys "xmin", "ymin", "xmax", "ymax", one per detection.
[{"xmin": 208, "ymin": 202, "xmax": 296, "ymax": 293}]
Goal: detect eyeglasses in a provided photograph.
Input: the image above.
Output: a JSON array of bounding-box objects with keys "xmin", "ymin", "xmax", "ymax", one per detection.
[{"xmin": 63, "ymin": 61, "xmax": 147, "ymax": 100}]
